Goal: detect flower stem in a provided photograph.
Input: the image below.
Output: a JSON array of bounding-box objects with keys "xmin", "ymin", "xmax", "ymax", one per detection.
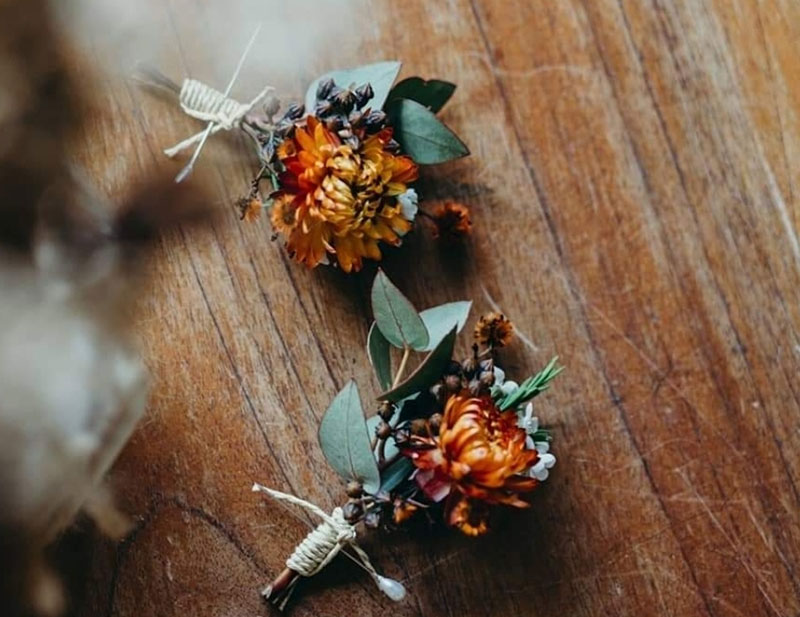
[{"xmin": 393, "ymin": 346, "xmax": 411, "ymax": 389}]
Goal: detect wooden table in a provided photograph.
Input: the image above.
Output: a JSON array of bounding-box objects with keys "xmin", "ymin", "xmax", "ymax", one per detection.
[{"xmin": 70, "ymin": 1, "xmax": 800, "ymax": 615}]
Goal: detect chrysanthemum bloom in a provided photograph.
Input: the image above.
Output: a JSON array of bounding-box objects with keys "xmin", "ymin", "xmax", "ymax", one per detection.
[
  {"xmin": 272, "ymin": 116, "xmax": 419, "ymax": 272},
  {"xmin": 403, "ymin": 392, "xmax": 539, "ymax": 535},
  {"xmin": 474, "ymin": 312, "xmax": 514, "ymax": 348},
  {"xmin": 430, "ymin": 200, "xmax": 472, "ymax": 241}
]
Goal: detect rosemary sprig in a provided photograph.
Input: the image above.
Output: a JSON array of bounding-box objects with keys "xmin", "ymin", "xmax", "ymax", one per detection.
[{"xmin": 498, "ymin": 356, "xmax": 563, "ymax": 411}]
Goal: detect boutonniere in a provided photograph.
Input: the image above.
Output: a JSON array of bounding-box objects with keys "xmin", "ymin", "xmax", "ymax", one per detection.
[
  {"xmin": 138, "ymin": 29, "xmax": 471, "ymax": 272},
  {"xmin": 253, "ymin": 270, "xmax": 562, "ymax": 609}
]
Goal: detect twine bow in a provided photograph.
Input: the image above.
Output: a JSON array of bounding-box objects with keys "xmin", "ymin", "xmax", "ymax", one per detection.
[
  {"xmin": 163, "ymin": 79, "xmax": 274, "ymax": 158},
  {"xmin": 252, "ymin": 484, "xmax": 406, "ymax": 604}
]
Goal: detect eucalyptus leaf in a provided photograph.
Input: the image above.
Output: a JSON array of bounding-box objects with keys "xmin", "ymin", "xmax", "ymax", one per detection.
[
  {"xmin": 318, "ymin": 381, "xmax": 380, "ymax": 493},
  {"xmin": 378, "ymin": 326, "xmax": 457, "ymax": 402},
  {"xmin": 418, "ymin": 301, "xmax": 472, "ymax": 351},
  {"xmin": 387, "ymin": 77, "xmax": 456, "ymax": 112},
  {"xmin": 367, "ymin": 322, "xmax": 392, "ymax": 390},
  {"xmin": 380, "ymin": 457, "xmax": 415, "ymax": 493},
  {"xmin": 385, "ymin": 98, "xmax": 469, "ymax": 164},
  {"xmin": 305, "ymin": 61, "xmax": 402, "ymax": 113},
  {"xmin": 371, "ymin": 269, "xmax": 429, "ymax": 350}
]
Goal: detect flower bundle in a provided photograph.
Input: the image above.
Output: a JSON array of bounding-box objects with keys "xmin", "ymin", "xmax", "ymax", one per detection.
[
  {"xmin": 254, "ymin": 270, "xmax": 561, "ymax": 608},
  {"xmin": 145, "ymin": 53, "xmax": 471, "ymax": 272}
]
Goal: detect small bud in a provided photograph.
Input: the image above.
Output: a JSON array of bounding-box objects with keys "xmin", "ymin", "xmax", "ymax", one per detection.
[
  {"xmin": 343, "ymin": 500, "xmax": 363, "ymax": 523},
  {"xmin": 364, "ymin": 509, "xmax": 382, "ymax": 529},
  {"xmin": 479, "ymin": 371, "xmax": 495, "ymax": 389},
  {"xmin": 365, "ymin": 110, "xmax": 387, "ymax": 131},
  {"xmin": 410, "ymin": 418, "xmax": 428, "ymax": 436},
  {"xmin": 314, "ymin": 100, "xmax": 334, "ymax": 117},
  {"xmin": 345, "ymin": 480, "xmax": 363, "ymax": 498},
  {"xmin": 392, "ymin": 498, "xmax": 419, "ymax": 525},
  {"xmin": 430, "ymin": 382, "xmax": 445, "ymax": 404},
  {"xmin": 333, "ymin": 88, "xmax": 356, "ymax": 112},
  {"xmin": 354, "ymin": 83, "xmax": 374, "ymax": 108},
  {"xmin": 462, "ymin": 356, "xmax": 477, "ymax": 377},
  {"xmin": 348, "ymin": 110, "xmax": 364, "ymax": 127},
  {"xmin": 325, "ymin": 115, "xmax": 345, "ymax": 132},
  {"xmin": 445, "ymin": 361, "xmax": 463, "ymax": 376},
  {"xmin": 445, "ymin": 374, "xmax": 462, "ymax": 393},
  {"xmin": 281, "ymin": 102, "xmax": 305, "ymax": 121},
  {"xmin": 393, "ymin": 427, "xmax": 411, "ymax": 446},
  {"xmin": 263, "ymin": 96, "xmax": 280, "ymax": 118},
  {"xmin": 429, "ymin": 413, "xmax": 443, "ymax": 435},
  {"xmin": 379, "ymin": 401, "xmax": 395, "ymax": 421},
  {"xmin": 316, "ymin": 77, "xmax": 336, "ymax": 101},
  {"xmin": 376, "ymin": 420, "xmax": 392, "ymax": 440},
  {"xmin": 385, "ymin": 138, "xmax": 401, "ymax": 153}
]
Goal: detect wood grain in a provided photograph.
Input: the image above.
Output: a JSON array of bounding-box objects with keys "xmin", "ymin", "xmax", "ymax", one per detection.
[{"xmin": 65, "ymin": 1, "xmax": 800, "ymax": 615}]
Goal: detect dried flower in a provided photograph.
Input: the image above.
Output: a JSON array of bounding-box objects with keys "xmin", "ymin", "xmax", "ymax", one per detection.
[
  {"xmin": 238, "ymin": 195, "xmax": 263, "ymax": 222},
  {"xmin": 272, "ymin": 116, "xmax": 419, "ymax": 271},
  {"xmin": 474, "ymin": 312, "xmax": 514, "ymax": 348},
  {"xmin": 430, "ymin": 200, "xmax": 472, "ymax": 241},
  {"xmin": 403, "ymin": 393, "xmax": 539, "ymax": 535},
  {"xmin": 392, "ymin": 499, "xmax": 419, "ymax": 525}
]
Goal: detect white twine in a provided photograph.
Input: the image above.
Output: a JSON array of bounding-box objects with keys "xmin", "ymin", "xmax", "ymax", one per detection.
[
  {"xmin": 163, "ymin": 79, "xmax": 274, "ymax": 158},
  {"xmin": 252, "ymin": 483, "xmax": 406, "ymax": 602}
]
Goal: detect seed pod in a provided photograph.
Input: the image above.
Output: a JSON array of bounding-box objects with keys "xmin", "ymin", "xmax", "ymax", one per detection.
[
  {"xmin": 410, "ymin": 419, "xmax": 428, "ymax": 436},
  {"xmin": 262, "ymin": 96, "xmax": 281, "ymax": 118},
  {"xmin": 480, "ymin": 370, "xmax": 495, "ymax": 389},
  {"xmin": 281, "ymin": 102, "xmax": 305, "ymax": 121},
  {"xmin": 445, "ymin": 360, "xmax": 463, "ymax": 376},
  {"xmin": 354, "ymin": 83, "xmax": 374, "ymax": 108},
  {"xmin": 385, "ymin": 139, "xmax": 401, "ymax": 153},
  {"xmin": 445, "ymin": 374, "xmax": 462, "ymax": 393},
  {"xmin": 394, "ymin": 426, "xmax": 411, "ymax": 446},
  {"xmin": 343, "ymin": 500, "xmax": 363, "ymax": 523},
  {"xmin": 379, "ymin": 401, "xmax": 395, "ymax": 421},
  {"xmin": 345, "ymin": 480, "xmax": 364, "ymax": 499},
  {"xmin": 376, "ymin": 420, "xmax": 392, "ymax": 440},
  {"xmin": 314, "ymin": 100, "xmax": 334, "ymax": 117},
  {"xmin": 333, "ymin": 88, "xmax": 356, "ymax": 113},
  {"xmin": 430, "ymin": 382, "xmax": 445, "ymax": 404},
  {"xmin": 348, "ymin": 110, "xmax": 364, "ymax": 127},
  {"xmin": 462, "ymin": 356, "xmax": 477, "ymax": 377},
  {"xmin": 364, "ymin": 508, "xmax": 382, "ymax": 529},
  {"xmin": 316, "ymin": 77, "xmax": 336, "ymax": 101},
  {"xmin": 364, "ymin": 110, "xmax": 387, "ymax": 132}
]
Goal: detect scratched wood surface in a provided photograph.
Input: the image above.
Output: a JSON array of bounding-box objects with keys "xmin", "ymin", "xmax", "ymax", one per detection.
[{"xmin": 65, "ymin": 1, "xmax": 800, "ymax": 616}]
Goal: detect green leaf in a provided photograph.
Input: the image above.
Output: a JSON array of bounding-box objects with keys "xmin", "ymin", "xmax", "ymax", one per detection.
[
  {"xmin": 387, "ymin": 77, "xmax": 456, "ymax": 112},
  {"xmin": 318, "ymin": 381, "xmax": 380, "ymax": 493},
  {"xmin": 385, "ymin": 98, "xmax": 469, "ymax": 164},
  {"xmin": 418, "ymin": 301, "xmax": 472, "ymax": 351},
  {"xmin": 371, "ymin": 269, "xmax": 429, "ymax": 350},
  {"xmin": 380, "ymin": 457, "xmax": 415, "ymax": 493},
  {"xmin": 305, "ymin": 61, "xmax": 402, "ymax": 114},
  {"xmin": 367, "ymin": 322, "xmax": 392, "ymax": 390},
  {"xmin": 498, "ymin": 357, "xmax": 564, "ymax": 411},
  {"xmin": 378, "ymin": 326, "xmax": 457, "ymax": 402}
]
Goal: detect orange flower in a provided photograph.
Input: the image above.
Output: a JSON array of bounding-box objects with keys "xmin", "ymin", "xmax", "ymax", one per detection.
[
  {"xmin": 238, "ymin": 195, "xmax": 263, "ymax": 223},
  {"xmin": 404, "ymin": 392, "xmax": 538, "ymax": 535},
  {"xmin": 272, "ymin": 117, "xmax": 419, "ymax": 272},
  {"xmin": 430, "ymin": 200, "xmax": 472, "ymax": 241},
  {"xmin": 474, "ymin": 312, "xmax": 514, "ymax": 348}
]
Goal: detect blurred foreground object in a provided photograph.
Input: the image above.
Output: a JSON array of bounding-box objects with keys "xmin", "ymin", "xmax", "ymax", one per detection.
[{"xmin": 0, "ymin": 1, "xmax": 208, "ymax": 614}]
